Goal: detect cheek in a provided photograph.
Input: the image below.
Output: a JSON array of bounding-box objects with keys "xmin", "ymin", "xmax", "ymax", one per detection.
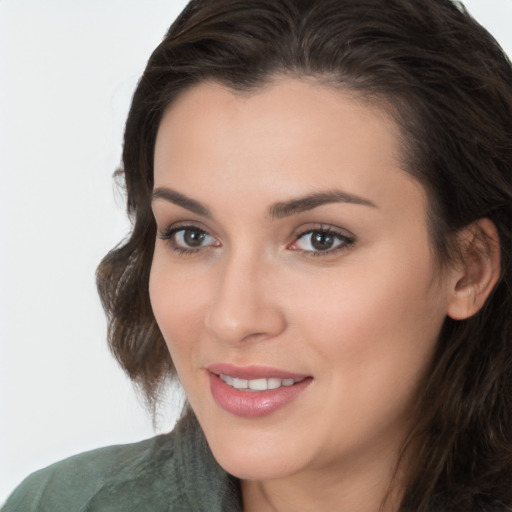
[
  {"xmin": 288, "ymin": 260, "xmax": 445, "ymax": 452},
  {"xmin": 288, "ymin": 244, "xmax": 447, "ymax": 394},
  {"xmin": 149, "ymin": 254, "xmax": 207, "ymax": 366}
]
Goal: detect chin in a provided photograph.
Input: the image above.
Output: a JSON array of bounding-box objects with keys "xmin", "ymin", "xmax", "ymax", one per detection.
[
  {"xmin": 214, "ymin": 448, "xmax": 302, "ymax": 481},
  {"xmin": 203, "ymin": 425, "xmax": 307, "ymax": 481}
]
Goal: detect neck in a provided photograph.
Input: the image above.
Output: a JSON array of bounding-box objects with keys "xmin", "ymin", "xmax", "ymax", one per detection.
[{"xmin": 241, "ymin": 443, "xmax": 405, "ymax": 512}]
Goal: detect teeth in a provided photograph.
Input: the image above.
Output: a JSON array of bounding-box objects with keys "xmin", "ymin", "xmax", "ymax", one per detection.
[
  {"xmin": 233, "ymin": 378, "xmax": 248, "ymax": 389},
  {"xmin": 267, "ymin": 378, "xmax": 281, "ymax": 390},
  {"xmin": 221, "ymin": 374, "xmax": 234, "ymax": 386},
  {"xmin": 219, "ymin": 374, "xmax": 304, "ymax": 391}
]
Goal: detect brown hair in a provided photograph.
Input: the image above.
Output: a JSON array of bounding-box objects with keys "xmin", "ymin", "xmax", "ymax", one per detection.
[{"xmin": 96, "ymin": 0, "xmax": 512, "ymax": 509}]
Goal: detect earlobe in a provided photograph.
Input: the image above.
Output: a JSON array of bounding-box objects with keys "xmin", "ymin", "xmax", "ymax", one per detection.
[{"xmin": 447, "ymin": 218, "xmax": 501, "ymax": 321}]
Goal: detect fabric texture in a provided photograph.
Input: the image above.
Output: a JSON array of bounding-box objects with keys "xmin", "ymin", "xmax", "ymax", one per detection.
[{"xmin": 2, "ymin": 412, "xmax": 242, "ymax": 512}]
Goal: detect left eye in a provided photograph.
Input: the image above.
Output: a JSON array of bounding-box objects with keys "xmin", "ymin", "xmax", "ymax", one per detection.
[
  {"xmin": 292, "ymin": 229, "xmax": 351, "ymax": 253},
  {"xmin": 160, "ymin": 226, "xmax": 218, "ymax": 250},
  {"xmin": 176, "ymin": 228, "xmax": 214, "ymax": 248}
]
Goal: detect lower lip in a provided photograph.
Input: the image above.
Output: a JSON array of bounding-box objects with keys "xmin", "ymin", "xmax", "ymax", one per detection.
[{"xmin": 209, "ymin": 373, "xmax": 312, "ymax": 418}]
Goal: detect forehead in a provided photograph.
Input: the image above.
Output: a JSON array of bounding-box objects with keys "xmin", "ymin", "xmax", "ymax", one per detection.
[
  {"xmin": 156, "ymin": 78, "xmax": 401, "ymax": 152},
  {"xmin": 153, "ymin": 78, "xmax": 423, "ymax": 215}
]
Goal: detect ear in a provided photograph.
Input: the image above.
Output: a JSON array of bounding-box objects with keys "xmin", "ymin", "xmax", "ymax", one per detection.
[{"xmin": 447, "ymin": 218, "xmax": 501, "ymax": 320}]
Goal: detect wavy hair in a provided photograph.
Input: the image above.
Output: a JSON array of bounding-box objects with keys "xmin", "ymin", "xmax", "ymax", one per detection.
[{"xmin": 96, "ymin": 0, "xmax": 512, "ymax": 509}]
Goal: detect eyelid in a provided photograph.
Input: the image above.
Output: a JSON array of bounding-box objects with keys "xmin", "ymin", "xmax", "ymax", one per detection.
[
  {"xmin": 290, "ymin": 223, "xmax": 355, "ymax": 240},
  {"xmin": 156, "ymin": 217, "xmax": 211, "ymax": 232}
]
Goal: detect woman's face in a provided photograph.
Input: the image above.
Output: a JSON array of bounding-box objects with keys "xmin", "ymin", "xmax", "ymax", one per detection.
[{"xmin": 150, "ymin": 79, "xmax": 454, "ymax": 482}]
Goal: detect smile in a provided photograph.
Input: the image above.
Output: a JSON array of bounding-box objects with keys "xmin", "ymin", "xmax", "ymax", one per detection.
[
  {"xmin": 207, "ymin": 365, "xmax": 312, "ymax": 417},
  {"xmin": 219, "ymin": 374, "xmax": 306, "ymax": 391}
]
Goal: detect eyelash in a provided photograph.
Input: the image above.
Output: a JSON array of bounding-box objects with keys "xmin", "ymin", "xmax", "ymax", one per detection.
[{"xmin": 158, "ymin": 224, "xmax": 355, "ymax": 257}]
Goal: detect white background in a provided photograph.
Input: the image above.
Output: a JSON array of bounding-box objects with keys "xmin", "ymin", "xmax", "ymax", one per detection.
[{"xmin": 0, "ymin": 0, "xmax": 511, "ymax": 504}]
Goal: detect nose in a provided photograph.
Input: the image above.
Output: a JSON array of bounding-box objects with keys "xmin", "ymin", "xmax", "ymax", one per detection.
[{"xmin": 204, "ymin": 249, "xmax": 287, "ymax": 345}]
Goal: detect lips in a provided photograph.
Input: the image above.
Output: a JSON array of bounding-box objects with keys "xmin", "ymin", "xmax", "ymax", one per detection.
[{"xmin": 207, "ymin": 364, "xmax": 312, "ymax": 418}]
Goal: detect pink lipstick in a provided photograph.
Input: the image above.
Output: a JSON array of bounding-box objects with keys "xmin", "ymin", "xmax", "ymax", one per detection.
[{"xmin": 207, "ymin": 364, "xmax": 312, "ymax": 418}]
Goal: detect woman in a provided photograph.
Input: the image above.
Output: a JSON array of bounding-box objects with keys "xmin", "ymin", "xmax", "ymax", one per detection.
[{"xmin": 3, "ymin": 0, "xmax": 512, "ymax": 510}]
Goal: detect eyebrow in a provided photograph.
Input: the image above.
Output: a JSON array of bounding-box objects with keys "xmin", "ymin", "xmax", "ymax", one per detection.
[
  {"xmin": 269, "ymin": 190, "xmax": 377, "ymax": 218},
  {"xmin": 152, "ymin": 187, "xmax": 376, "ymax": 218},
  {"xmin": 152, "ymin": 187, "xmax": 212, "ymax": 218}
]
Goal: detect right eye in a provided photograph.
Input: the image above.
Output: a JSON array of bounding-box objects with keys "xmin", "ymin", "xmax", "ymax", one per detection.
[{"xmin": 159, "ymin": 225, "xmax": 219, "ymax": 254}]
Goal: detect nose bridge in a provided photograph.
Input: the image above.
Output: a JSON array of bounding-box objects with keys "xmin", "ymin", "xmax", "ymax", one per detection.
[{"xmin": 205, "ymin": 245, "xmax": 285, "ymax": 344}]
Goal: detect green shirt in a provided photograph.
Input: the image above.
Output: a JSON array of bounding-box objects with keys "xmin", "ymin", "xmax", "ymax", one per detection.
[{"xmin": 2, "ymin": 413, "xmax": 242, "ymax": 511}]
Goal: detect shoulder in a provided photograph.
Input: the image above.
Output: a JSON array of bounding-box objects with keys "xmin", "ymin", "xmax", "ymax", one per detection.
[
  {"xmin": 1, "ymin": 431, "xmax": 185, "ymax": 512},
  {"xmin": 2, "ymin": 413, "xmax": 241, "ymax": 512}
]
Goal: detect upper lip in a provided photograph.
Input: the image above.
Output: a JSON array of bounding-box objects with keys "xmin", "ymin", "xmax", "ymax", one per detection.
[{"xmin": 207, "ymin": 363, "xmax": 310, "ymax": 380}]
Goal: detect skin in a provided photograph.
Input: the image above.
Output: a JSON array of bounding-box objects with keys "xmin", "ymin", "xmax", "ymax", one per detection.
[{"xmin": 149, "ymin": 78, "xmax": 479, "ymax": 511}]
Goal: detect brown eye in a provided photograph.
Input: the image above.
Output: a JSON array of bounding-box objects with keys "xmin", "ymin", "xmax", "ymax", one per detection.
[
  {"xmin": 159, "ymin": 225, "xmax": 219, "ymax": 253},
  {"xmin": 182, "ymin": 228, "xmax": 207, "ymax": 247},
  {"xmin": 310, "ymin": 231, "xmax": 336, "ymax": 251},
  {"xmin": 290, "ymin": 227, "xmax": 355, "ymax": 256}
]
